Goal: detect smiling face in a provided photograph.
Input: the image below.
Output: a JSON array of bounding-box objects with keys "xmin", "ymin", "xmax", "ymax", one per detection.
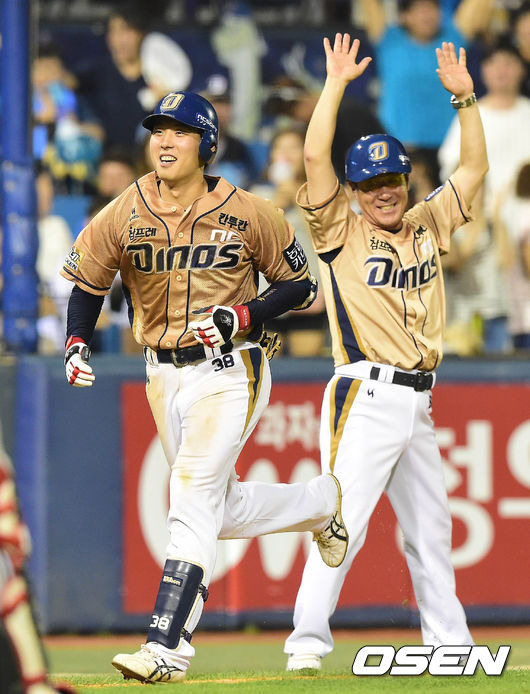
[
  {"xmin": 352, "ymin": 173, "xmax": 409, "ymax": 231},
  {"xmin": 148, "ymin": 119, "xmax": 204, "ymax": 186}
]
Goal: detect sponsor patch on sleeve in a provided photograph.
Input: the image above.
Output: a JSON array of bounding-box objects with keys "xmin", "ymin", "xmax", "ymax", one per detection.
[
  {"xmin": 283, "ymin": 238, "xmax": 308, "ymax": 273},
  {"xmin": 424, "ymin": 184, "xmax": 445, "ymax": 201},
  {"xmin": 64, "ymin": 245, "xmax": 85, "ymax": 272}
]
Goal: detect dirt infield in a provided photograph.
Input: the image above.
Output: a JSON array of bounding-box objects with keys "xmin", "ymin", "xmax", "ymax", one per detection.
[{"xmin": 44, "ymin": 625, "xmax": 530, "ymax": 649}]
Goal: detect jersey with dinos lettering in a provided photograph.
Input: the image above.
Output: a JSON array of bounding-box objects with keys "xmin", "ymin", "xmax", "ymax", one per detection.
[
  {"xmin": 61, "ymin": 173, "xmax": 309, "ymax": 350},
  {"xmin": 297, "ymin": 178, "xmax": 473, "ymax": 371}
]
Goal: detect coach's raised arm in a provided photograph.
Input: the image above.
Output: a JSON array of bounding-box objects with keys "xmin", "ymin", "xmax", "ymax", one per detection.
[
  {"xmin": 435, "ymin": 41, "xmax": 489, "ymax": 207},
  {"xmin": 302, "ymin": 34, "xmax": 373, "ymax": 205}
]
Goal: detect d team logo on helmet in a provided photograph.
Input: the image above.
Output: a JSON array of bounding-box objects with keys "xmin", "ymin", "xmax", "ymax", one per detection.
[
  {"xmin": 368, "ymin": 140, "xmax": 389, "ymax": 162},
  {"xmin": 160, "ymin": 93, "xmax": 217, "ymax": 134},
  {"xmin": 160, "ymin": 93, "xmax": 185, "ymax": 111}
]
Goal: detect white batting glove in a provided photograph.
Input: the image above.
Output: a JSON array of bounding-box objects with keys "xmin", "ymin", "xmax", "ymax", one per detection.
[
  {"xmin": 189, "ymin": 305, "xmax": 250, "ymax": 349},
  {"xmin": 64, "ymin": 337, "xmax": 95, "ymax": 387}
]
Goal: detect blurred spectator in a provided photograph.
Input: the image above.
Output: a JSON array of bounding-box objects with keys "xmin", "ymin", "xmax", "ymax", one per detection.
[
  {"xmin": 442, "ymin": 190, "xmax": 506, "ymax": 356},
  {"xmin": 251, "ymin": 125, "xmax": 328, "ymax": 356},
  {"xmin": 138, "ymin": 30, "xmax": 193, "ymax": 111},
  {"xmin": 135, "ymin": 130, "xmax": 155, "ymax": 178},
  {"xmin": 72, "ymin": 9, "xmax": 150, "ymax": 149},
  {"xmin": 358, "ymin": 0, "xmax": 493, "ymax": 182},
  {"xmin": 201, "ymin": 74, "xmax": 256, "ymax": 188},
  {"xmin": 262, "ymin": 77, "xmax": 383, "ymax": 182},
  {"xmin": 439, "ymin": 39, "xmax": 530, "ymax": 352},
  {"xmin": 32, "ymin": 40, "xmax": 104, "ymax": 194},
  {"xmin": 406, "ymin": 149, "xmax": 440, "ymax": 207},
  {"xmin": 477, "ymin": 0, "xmax": 530, "ymax": 45},
  {"xmin": 35, "ymin": 166, "xmax": 77, "ymax": 354},
  {"xmin": 512, "ymin": 2, "xmax": 530, "ymax": 97},
  {"xmin": 493, "ymin": 162, "xmax": 530, "ymax": 350},
  {"xmin": 440, "ymin": 40, "xmax": 530, "ymax": 219},
  {"xmin": 72, "ymin": 7, "xmax": 194, "ymax": 150},
  {"xmin": 96, "ymin": 147, "xmax": 137, "ymax": 198},
  {"xmin": 211, "ymin": 1, "xmax": 266, "ymax": 141}
]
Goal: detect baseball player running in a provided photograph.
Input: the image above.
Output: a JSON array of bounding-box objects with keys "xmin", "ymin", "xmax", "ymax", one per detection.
[
  {"xmin": 284, "ymin": 36, "xmax": 488, "ymax": 671},
  {"xmin": 60, "ymin": 91, "xmax": 348, "ymax": 683}
]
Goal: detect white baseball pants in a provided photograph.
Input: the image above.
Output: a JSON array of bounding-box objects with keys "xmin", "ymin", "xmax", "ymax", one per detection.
[
  {"xmin": 144, "ymin": 344, "xmax": 337, "ymax": 667},
  {"xmin": 285, "ymin": 366, "xmax": 472, "ymax": 658}
]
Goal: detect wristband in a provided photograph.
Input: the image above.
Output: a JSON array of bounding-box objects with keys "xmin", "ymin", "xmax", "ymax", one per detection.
[
  {"xmin": 232, "ymin": 305, "xmax": 251, "ymax": 332},
  {"xmin": 64, "ymin": 337, "xmax": 91, "ymax": 367},
  {"xmin": 65, "ymin": 335, "xmax": 86, "ymax": 350}
]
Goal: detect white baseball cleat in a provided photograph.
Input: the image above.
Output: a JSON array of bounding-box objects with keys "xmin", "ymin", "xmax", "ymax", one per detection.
[
  {"xmin": 111, "ymin": 644, "xmax": 186, "ymax": 683},
  {"xmin": 286, "ymin": 653, "xmax": 322, "ymax": 671},
  {"xmin": 314, "ymin": 474, "xmax": 349, "ymax": 568}
]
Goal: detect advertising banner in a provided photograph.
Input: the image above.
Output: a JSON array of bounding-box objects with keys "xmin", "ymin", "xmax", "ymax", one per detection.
[{"xmin": 122, "ymin": 381, "xmax": 530, "ymax": 616}]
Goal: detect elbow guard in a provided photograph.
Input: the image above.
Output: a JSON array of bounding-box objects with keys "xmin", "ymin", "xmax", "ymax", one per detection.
[{"xmin": 292, "ymin": 273, "xmax": 318, "ymax": 310}]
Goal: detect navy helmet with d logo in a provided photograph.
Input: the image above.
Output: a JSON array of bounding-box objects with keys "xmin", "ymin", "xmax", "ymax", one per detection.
[
  {"xmin": 345, "ymin": 134, "xmax": 411, "ymax": 183},
  {"xmin": 142, "ymin": 91, "xmax": 219, "ymax": 164}
]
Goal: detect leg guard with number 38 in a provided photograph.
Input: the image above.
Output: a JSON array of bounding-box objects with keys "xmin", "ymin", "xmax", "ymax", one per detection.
[{"xmin": 146, "ymin": 559, "xmax": 208, "ymax": 650}]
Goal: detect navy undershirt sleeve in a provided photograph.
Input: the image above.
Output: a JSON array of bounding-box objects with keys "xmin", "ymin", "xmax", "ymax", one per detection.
[
  {"xmin": 67, "ymin": 277, "xmax": 311, "ymax": 345},
  {"xmin": 66, "ymin": 285, "xmax": 105, "ymax": 345},
  {"xmin": 244, "ymin": 278, "xmax": 311, "ymax": 324}
]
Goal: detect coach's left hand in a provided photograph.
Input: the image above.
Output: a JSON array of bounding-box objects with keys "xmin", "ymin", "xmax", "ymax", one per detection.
[{"xmin": 189, "ymin": 305, "xmax": 250, "ymax": 348}]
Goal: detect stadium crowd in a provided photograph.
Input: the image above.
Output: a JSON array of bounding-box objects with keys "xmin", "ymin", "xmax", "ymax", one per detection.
[{"xmin": 4, "ymin": 0, "xmax": 530, "ymax": 357}]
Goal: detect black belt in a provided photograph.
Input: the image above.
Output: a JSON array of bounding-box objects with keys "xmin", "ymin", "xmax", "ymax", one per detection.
[
  {"xmin": 156, "ymin": 341, "xmax": 233, "ymax": 367},
  {"xmin": 370, "ymin": 366, "xmax": 433, "ymax": 392}
]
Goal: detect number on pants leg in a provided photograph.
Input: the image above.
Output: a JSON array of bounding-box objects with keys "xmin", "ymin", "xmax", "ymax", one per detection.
[{"xmin": 212, "ymin": 354, "xmax": 235, "ymax": 371}]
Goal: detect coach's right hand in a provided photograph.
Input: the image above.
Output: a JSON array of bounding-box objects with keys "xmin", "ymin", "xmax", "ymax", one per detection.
[{"xmin": 64, "ymin": 337, "xmax": 95, "ymax": 387}]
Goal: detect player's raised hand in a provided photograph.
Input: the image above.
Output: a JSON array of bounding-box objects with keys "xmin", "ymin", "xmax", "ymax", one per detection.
[
  {"xmin": 324, "ymin": 34, "xmax": 372, "ymax": 84},
  {"xmin": 436, "ymin": 42, "xmax": 474, "ymax": 100},
  {"xmin": 64, "ymin": 337, "xmax": 95, "ymax": 387}
]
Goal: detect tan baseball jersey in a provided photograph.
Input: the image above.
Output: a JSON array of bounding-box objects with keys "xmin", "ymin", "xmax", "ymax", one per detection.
[
  {"xmin": 61, "ymin": 173, "xmax": 309, "ymax": 350},
  {"xmin": 297, "ymin": 178, "xmax": 473, "ymax": 371}
]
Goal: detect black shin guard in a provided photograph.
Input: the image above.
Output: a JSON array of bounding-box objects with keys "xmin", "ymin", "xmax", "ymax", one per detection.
[{"xmin": 146, "ymin": 559, "xmax": 208, "ymax": 650}]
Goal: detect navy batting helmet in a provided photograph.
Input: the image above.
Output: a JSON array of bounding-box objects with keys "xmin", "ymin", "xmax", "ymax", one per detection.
[
  {"xmin": 345, "ymin": 134, "xmax": 411, "ymax": 183},
  {"xmin": 142, "ymin": 91, "xmax": 218, "ymax": 164}
]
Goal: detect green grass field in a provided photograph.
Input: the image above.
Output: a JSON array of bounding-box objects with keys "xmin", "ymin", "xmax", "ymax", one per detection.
[{"xmin": 45, "ymin": 627, "xmax": 530, "ymax": 693}]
